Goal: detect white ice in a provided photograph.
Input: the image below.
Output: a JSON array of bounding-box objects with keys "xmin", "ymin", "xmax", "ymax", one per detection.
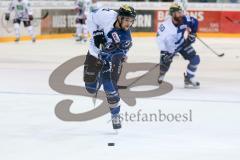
[{"xmin": 0, "ymin": 37, "xmax": 240, "ymax": 160}]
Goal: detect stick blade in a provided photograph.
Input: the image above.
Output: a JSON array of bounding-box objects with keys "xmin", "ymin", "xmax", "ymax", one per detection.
[{"xmin": 218, "ymin": 53, "xmax": 225, "ymax": 57}]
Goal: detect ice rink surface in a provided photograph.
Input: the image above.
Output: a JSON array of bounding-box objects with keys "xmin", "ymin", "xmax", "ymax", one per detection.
[{"xmin": 0, "ymin": 37, "xmax": 240, "ymax": 160}]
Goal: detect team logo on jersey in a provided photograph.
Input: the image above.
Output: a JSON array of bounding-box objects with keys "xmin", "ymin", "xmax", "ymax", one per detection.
[
  {"xmin": 159, "ymin": 24, "xmax": 165, "ymax": 32},
  {"xmin": 16, "ymin": 5, "xmax": 24, "ymax": 10}
]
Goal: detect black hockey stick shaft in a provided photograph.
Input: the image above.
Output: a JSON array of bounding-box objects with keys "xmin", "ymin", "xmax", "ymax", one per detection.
[
  {"xmin": 226, "ymin": 17, "xmax": 234, "ymax": 23},
  {"xmin": 225, "ymin": 17, "xmax": 240, "ymax": 24},
  {"xmin": 35, "ymin": 12, "xmax": 49, "ymax": 20},
  {"xmin": 118, "ymin": 64, "xmax": 159, "ymax": 89},
  {"xmin": 197, "ymin": 37, "xmax": 224, "ymax": 57}
]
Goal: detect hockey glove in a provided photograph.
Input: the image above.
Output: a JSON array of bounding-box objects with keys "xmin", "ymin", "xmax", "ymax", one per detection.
[
  {"xmin": 93, "ymin": 30, "xmax": 106, "ymax": 48},
  {"xmin": 98, "ymin": 52, "xmax": 112, "ymax": 74},
  {"xmin": 98, "ymin": 52, "xmax": 111, "ymax": 64},
  {"xmin": 29, "ymin": 15, "xmax": 34, "ymax": 21},
  {"xmin": 185, "ymin": 33, "xmax": 196, "ymax": 46},
  {"xmin": 161, "ymin": 51, "xmax": 175, "ymax": 64}
]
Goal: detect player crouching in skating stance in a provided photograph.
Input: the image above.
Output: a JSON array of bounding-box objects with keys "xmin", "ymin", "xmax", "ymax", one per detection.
[
  {"xmin": 5, "ymin": 0, "xmax": 36, "ymax": 43},
  {"xmin": 84, "ymin": 5, "xmax": 136, "ymax": 129},
  {"xmin": 156, "ymin": 3, "xmax": 200, "ymax": 88}
]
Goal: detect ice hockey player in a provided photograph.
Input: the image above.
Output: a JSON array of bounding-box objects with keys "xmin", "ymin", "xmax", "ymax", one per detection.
[
  {"xmin": 87, "ymin": 0, "xmax": 102, "ymax": 13},
  {"xmin": 74, "ymin": 0, "xmax": 88, "ymax": 42},
  {"xmin": 156, "ymin": 3, "xmax": 200, "ymax": 88},
  {"xmin": 5, "ymin": 0, "xmax": 36, "ymax": 42},
  {"xmin": 83, "ymin": 5, "xmax": 136, "ymax": 129}
]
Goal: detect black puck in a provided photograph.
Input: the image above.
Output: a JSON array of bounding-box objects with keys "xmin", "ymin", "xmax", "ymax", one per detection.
[{"xmin": 108, "ymin": 143, "xmax": 115, "ymax": 146}]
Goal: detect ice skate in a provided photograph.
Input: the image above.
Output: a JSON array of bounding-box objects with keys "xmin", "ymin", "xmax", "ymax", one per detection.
[
  {"xmin": 111, "ymin": 113, "xmax": 121, "ymax": 129},
  {"xmin": 184, "ymin": 73, "xmax": 200, "ymax": 89},
  {"xmin": 32, "ymin": 38, "xmax": 36, "ymax": 43},
  {"xmin": 15, "ymin": 37, "xmax": 20, "ymax": 42},
  {"xmin": 158, "ymin": 73, "xmax": 165, "ymax": 84}
]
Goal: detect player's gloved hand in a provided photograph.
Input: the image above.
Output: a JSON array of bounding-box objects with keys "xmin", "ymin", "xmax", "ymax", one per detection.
[
  {"xmin": 161, "ymin": 51, "xmax": 175, "ymax": 64},
  {"xmin": 29, "ymin": 15, "xmax": 34, "ymax": 21},
  {"xmin": 185, "ymin": 33, "xmax": 196, "ymax": 46},
  {"xmin": 98, "ymin": 52, "xmax": 112, "ymax": 74},
  {"xmin": 93, "ymin": 30, "xmax": 106, "ymax": 48},
  {"xmin": 98, "ymin": 52, "xmax": 111, "ymax": 64},
  {"xmin": 103, "ymin": 42, "xmax": 118, "ymax": 52},
  {"xmin": 5, "ymin": 13, "xmax": 10, "ymax": 21},
  {"xmin": 188, "ymin": 33, "xmax": 196, "ymax": 43}
]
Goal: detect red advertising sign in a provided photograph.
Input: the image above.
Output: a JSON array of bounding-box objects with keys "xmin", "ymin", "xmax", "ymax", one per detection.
[
  {"xmin": 221, "ymin": 11, "xmax": 240, "ymax": 33},
  {"xmin": 154, "ymin": 10, "xmax": 240, "ymax": 33},
  {"xmin": 195, "ymin": 11, "xmax": 221, "ymax": 33}
]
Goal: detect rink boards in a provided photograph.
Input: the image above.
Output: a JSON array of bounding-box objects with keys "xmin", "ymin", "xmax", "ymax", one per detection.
[{"xmin": 1, "ymin": 1, "xmax": 240, "ymax": 42}]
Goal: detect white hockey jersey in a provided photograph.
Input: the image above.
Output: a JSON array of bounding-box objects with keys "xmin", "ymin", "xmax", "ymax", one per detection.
[
  {"xmin": 157, "ymin": 15, "xmax": 198, "ymax": 54},
  {"xmin": 87, "ymin": 8, "xmax": 118, "ymax": 58},
  {"xmin": 7, "ymin": 0, "xmax": 33, "ymax": 20},
  {"xmin": 156, "ymin": 17, "xmax": 185, "ymax": 54}
]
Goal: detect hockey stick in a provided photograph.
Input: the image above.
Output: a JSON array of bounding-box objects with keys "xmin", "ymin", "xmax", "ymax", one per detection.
[
  {"xmin": 225, "ymin": 17, "xmax": 240, "ymax": 24},
  {"xmin": 31, "ymin": 12, "xmax": 49, "ymax": 27},
  {"xmin": 35, "ymin": 11, "xmax": 49, "ymax": 20},
  {"xmin": 118, "ymin": 64, "xmax": 160, "ymax": 89},
  {"xmin": 197, "ymin": 37, "xmax": 224, "ymax": 57}
]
